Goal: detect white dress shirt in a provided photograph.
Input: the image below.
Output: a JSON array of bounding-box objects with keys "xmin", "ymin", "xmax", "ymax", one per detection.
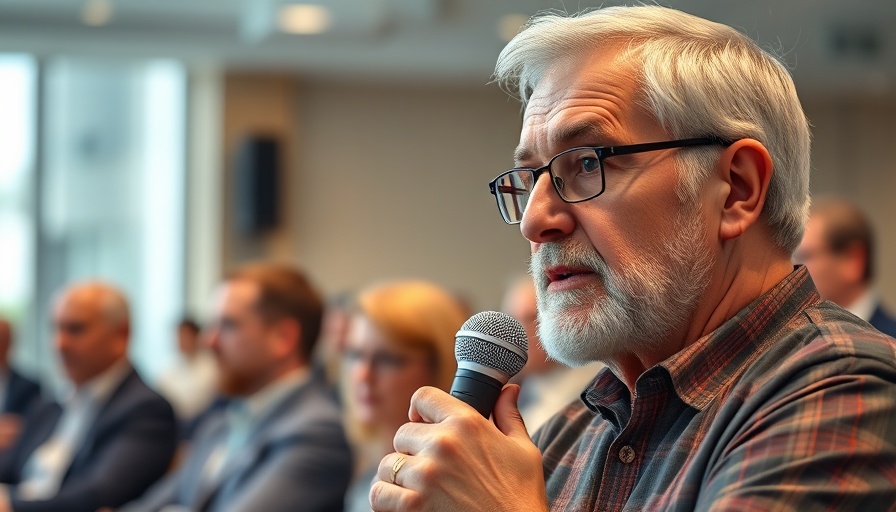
[
  {"xmin": 16, "ymin": 359, "xmax": 132, "ymax": 500},
  {"xmin": 844, "ymin": 288, "xmax": 877, "ymax": 322},
  {"xmin": 155, "ymin": 351, "xmax": 218, "ymax": 421}
]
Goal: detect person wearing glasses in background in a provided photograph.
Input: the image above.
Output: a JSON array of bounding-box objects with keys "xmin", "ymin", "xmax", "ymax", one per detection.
[
  {"xmin": 369, "ymin": 5, "xmax": 896, "ymax": 511},
  {"xmin": 341, "ymin": 280, "xmax": 468, "ymax": 512}
]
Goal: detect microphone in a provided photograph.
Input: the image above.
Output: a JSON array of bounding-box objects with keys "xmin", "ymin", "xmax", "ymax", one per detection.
[{"xmin": 450, "ymin": 311, "xmax": 529, "ymax": 417}]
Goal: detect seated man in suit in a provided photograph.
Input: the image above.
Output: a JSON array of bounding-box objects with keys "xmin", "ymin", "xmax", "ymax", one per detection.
[
  {"xmin": 794, "ymin": 197, "xmax": 896, "ymax": 338},
  {"xmin": 0, "ymin": 319, "xmax": 42, "ymax": 451},
  {"xmin": 121, "ymin": 262, "xmax": 352, "ymax": 512},
  {"xmin": 0, "ymin": 282, "xmax": 177, "ymax": 512}
]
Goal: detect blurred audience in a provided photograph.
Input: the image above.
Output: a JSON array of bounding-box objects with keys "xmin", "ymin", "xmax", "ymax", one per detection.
[
  {"xmin": 313, "ymin": 292, "xmax": 355, "ymax": 390},
  {"xmin": 155, "ymin": 317, "xmax": 219, "ymax": 435},
  {"xmin": 0, "ymin": 282, "xmax": 177, "ymax": 512},
  {"xmin": 794, "ymin": 198, "xmax": 896, "ymax": 338},
  {"xmin": 503, "ymin": 275, "xmax": 603, "ymax": 433},
  {"xmin": 120, "ymin": 262, "xmax": 351, "ymax": 512},
  {"xmin": 341, "ymin": 280, "xmax": 468, "ymax": 512},
  {"xmin": 0, "ymin": 319, "xmax": 42, "ymax": 451}
]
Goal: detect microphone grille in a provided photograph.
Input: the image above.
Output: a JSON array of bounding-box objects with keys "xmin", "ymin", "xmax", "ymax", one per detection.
[{"xmin": 455, "ymin": 311, "xmax": 528, "ymax": 378}]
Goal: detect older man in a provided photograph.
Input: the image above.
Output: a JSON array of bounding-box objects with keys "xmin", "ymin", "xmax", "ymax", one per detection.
[
  {"xmin": 0, "ymin": 283, "xmax": 177, "ymax": 512},
  {"xmin": 121, "ymin": 262, "xmax": 352, "ymax": 512},
  {"xmin": 370, "ymin": 6, "xmax": 896, "ymax": 511},
  {"xmin": 795, "ymin": 198, "xmax": 896, "ymax": 338}
]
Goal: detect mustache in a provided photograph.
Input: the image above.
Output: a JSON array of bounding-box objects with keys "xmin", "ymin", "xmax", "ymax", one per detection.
[{"xmin": 529, "ymin": 240, "xmax": 608, "ymax": 278}]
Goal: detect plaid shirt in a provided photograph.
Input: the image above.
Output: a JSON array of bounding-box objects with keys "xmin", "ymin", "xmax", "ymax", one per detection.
[{"xmin": 533, "ymin": 267, "xmax": 896, "ymax": 511}]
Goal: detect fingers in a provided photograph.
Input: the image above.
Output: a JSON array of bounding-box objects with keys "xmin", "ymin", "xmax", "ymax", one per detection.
[
  {"xmin": 493, "ymin": 384, "xmax": 530, "ymax": 440},
  {"xmin": 392, "ymin": 421, "xmax": 432, "ymax": 455},
  {"xmin": 376, "ymin": 452, "xmax": 413, "ymax": 487},
  {"xmin": 408, "ymin": 386, "xmax": 477, "ymax": 424},
  {"xmin": 369, "ymin": 480, "xmax": 422, "ymax": 512},
  {"xmin": 370, "ymin": 453, "xmax": 422, "ymax": 512}
]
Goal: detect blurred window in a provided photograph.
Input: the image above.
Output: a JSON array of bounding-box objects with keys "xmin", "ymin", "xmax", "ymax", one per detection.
[
  {"xmin": 1, "ymin": 56, "xmax": 188, "ymax": 388},
  {"xmin": 0, "ymin": 55, "xmax": 37, "ymax": 370}
]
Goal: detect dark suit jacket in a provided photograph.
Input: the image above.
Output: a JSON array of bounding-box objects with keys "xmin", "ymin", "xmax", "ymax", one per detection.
[
  {"xmin": 870, "ymin": 304, "xmax": 896, "ymax": 339},
  {"xmin": 3, "ymin": 369, "xmax": 41, "ymax": 416},
  {"xmin": 121, "ymin": 373, "xmax": 352, "ymax": 512},
  {"xmin": 0, "ymin": 367, "xmax": 177, "ymax": 512}
]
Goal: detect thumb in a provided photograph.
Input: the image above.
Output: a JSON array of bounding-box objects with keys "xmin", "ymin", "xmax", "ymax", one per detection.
[{"xmin": 493, "ymin": 384, "xmax": 529, "ymax": 439}]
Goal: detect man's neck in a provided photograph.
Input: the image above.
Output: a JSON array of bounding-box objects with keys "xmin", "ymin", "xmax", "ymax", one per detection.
[
  {"xmin": 609, "ymin": 236, "xmax": 794, "ymax": 392},
  {"xmin": 69, "ymin": 357, "xmax": 131, "ymax": 403},
  {"xmin": 244, "ymin": 360, "xmax": 305, "ymax": 398}
]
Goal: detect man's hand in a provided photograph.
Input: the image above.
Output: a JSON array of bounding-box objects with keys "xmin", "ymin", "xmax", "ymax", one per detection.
[
  {"xmin": 0, "ymin": 415, "xmax": 22, "ymax": 451},
  {"xmin": 369, "ymin": 384, "xmax": 548, "ymax": 512}
]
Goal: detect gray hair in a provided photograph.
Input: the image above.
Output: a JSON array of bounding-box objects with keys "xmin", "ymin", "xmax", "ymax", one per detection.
[{"xmin": 494, "ymin": 5, "xmax": 811, "ymax": 253}]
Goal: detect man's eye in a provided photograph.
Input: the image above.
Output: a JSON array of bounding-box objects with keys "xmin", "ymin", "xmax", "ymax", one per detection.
[{"xmin": 580, "ymin": 157, "xmax": 600, "ymax": 174}]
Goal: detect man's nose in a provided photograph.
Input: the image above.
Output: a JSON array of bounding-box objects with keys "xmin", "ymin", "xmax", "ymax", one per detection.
[{"xmin": 520, "ymin": 173, "xmax": 575, "ymax": 244}]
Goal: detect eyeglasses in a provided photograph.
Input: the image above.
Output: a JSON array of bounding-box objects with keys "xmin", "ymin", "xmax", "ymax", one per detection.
[
  {"xmin": 343, "ymin": 347, "xmax": 431, "ymax": 373},
  {"xmin": 487, "ymin": 137, "xmax": 732, "ymax": 224}
]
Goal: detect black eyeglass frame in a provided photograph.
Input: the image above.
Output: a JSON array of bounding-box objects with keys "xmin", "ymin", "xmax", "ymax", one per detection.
[{"xmin": 488, "ymin": 136, "xmax": 734, "ymax": 225}]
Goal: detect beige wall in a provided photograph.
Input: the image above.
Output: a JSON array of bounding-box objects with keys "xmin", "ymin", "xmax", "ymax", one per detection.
[
  {"xmin": 803, "ymin": 97, "xmax": 896, "ymax": 307},
  {"xmin": 213, "ymin": 76, "xmax": 896, "ymax": 313},
  {"xmin": 292, "ymin": 81, "xmax": 529, "ymax": 311},
  {"xmin": 221, "ymin": 73, "xmax": 301, "ymax": 269}
]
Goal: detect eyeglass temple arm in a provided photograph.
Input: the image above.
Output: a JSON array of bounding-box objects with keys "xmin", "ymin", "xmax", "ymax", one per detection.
[{"xmin": 603, "ymin": 137, "xmax": 733, "ymax": 157}]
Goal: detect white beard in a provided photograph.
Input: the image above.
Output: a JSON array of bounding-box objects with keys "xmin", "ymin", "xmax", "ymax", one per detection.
[{"xmin": 530, "ymin": 211, "xmax": 714, "ymax": 367}]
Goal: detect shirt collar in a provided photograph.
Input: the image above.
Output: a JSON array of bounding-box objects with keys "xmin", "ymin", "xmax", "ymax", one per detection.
[
  {"xmin": 66, "ymin": 358, "xmax": 131, "ymax": 404},
  {"xmin": 844, "ymin": 287, "xmax": 877, "ymax": 322},
  {"xmin": 660, "ymin": 266, "xmax": 820, "ymax": 410},
  {"xmin": 226, "ymin": 367, "xmax": 310, "ymax": 428},
  {"xmin": 582, "ymin": 266, "xmax": 821, "ymax": 417}
]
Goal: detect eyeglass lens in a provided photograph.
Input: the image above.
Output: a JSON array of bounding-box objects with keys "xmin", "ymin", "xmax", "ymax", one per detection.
[{"xmin": 495, "ymin": 148, "xmax": 604, "ymax": 223}]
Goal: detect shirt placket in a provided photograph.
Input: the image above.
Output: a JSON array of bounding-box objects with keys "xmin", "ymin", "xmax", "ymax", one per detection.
[{"xmin": 593, "ymin": 373, "xmax": 668, "ymax": 512}]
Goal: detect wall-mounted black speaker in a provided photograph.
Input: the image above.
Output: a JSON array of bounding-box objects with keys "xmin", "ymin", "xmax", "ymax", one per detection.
[{"xmin": 234, "ymin": 135, "xmax": 280, "ymax": 235}]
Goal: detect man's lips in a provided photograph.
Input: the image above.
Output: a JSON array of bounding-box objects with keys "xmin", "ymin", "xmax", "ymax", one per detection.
[{"xmin": 545, "ymin": 266, "xmax": 595, "ymax": 284}]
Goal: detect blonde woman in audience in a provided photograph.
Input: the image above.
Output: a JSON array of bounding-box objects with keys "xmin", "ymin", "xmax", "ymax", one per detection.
[{"xmin": 341, "ymin": 280, "xmax": 468, "ymax": 512}]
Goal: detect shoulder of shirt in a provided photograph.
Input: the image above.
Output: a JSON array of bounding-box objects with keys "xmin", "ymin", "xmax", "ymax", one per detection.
[
  {"xmin": 799, "ymin": 301, "xmax": 896, "ymax": 365},
  {"xmin": 731, "ymin": 300, "xmax": 896, "ymax": 401}
]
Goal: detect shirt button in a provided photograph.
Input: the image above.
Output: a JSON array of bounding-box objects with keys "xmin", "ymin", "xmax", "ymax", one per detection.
[{"xmin": 619, "ymin": 445, "xmax": 636, "ymax": 464}]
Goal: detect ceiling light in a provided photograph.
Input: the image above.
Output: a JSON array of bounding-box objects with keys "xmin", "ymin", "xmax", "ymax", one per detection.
[
  {"xmin": 497, "ymin": 14, "xmax": 528, "ymax": 42},
  {"xmin": 278, "ymin": 4, "xmax": 332, "ymax": 35},
  {"xmin": 82, "ymin": 0, "xmax": 113, "ymax": 27}
]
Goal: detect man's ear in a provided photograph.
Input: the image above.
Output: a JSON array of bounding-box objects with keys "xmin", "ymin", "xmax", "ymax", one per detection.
[
  {"xmin": 717, "ymin": 139, "xmax": 774, "ymax": 241},
  {"xmin": 841, "ymin": 242, "xmax": 868, "ymax": 285},
  {"xmin": 273, "ymin": 318, "xmax": 303, "ymax": 361}
]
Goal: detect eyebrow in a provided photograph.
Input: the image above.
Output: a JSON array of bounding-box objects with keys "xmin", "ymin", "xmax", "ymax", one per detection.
[{"xmin": 513, "ymin": 121, "xmax": 611, "ymax": 166}]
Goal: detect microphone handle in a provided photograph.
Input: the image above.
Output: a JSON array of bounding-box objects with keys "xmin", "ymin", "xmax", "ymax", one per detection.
[{"xmin": 449, "ymin": 368, "xmax": 503, "ymax": 417}]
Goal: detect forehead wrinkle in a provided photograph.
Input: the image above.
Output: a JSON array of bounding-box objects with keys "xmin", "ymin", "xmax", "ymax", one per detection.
[
  {"xmin": 516, "ymin": 70, "xmax": 634, "ymax": 165},
  {"xmin": 515, "ymin": 108, "xmax": 625, "ymax": 166}
]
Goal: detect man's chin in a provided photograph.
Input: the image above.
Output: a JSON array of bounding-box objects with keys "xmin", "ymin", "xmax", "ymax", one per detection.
[{"xmin": 217, "ymin": 376, "xmax": 251, "ymax": 397}]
